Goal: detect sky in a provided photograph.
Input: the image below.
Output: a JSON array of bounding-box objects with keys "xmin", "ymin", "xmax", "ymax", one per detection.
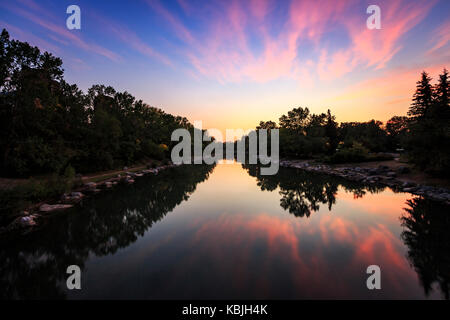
[{"xmin": 1, "ymin": 0, "xmax": 449, "ymax": 136}]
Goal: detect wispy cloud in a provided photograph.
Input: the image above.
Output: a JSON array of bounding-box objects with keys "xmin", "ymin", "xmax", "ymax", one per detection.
[
  {"xmin": 99, "ymin": 17, "xmax": 173, "ymax": 67},
  {"xmin": 0, "ymin": 20, "xmax": 61, "ymax": 54},
  {"xmin": 146, "ymin": 0, "xmax": 194, "ymax": 44},
  {"xmin": 427, "ymin": 20, "xmax": 450, "ymax": 55},
  {"xmin": 146, "ymin": 0, "xmax": 438, "ymax": 84},
  {"xmin": 1, "ymin": 0, "xmax": 122, "ymax": 62}
]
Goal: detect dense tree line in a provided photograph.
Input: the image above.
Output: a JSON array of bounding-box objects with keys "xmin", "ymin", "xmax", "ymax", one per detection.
[
  {"xmin": 243, "ymin": 69, "xmax": 449, "ymax": 176},
  {"xmin": 0, "ymin": 29, "xmax": 195, "ymax": 177},
  {"xmin": 1, "ymin": 28, "xmax": 448, "ymax": 177}
]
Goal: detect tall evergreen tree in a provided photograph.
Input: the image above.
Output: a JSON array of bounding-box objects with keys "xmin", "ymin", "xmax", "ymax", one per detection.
[
  {"xmin": 406, "ymin": 69, "xmax": 450, "ymax": 176},
  {"xmin": 324, "ymin": 109, "xmax": 338, "ymax": 154},
  {"xmin": 408, "ymin": 71, "xmax": 433, "ymax": 119},
  {"xmin": 435, "ymin": 68, "xmax": 449, "ymax": 108}
]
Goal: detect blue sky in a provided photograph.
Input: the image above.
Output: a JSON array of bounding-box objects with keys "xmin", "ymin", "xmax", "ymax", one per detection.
[{"xmin": 1, "ymin": 0, "xmax": 449, "ymax": 132}]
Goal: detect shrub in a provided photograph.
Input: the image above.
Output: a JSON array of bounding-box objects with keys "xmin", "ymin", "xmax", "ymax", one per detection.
[{"xmin": 324, "ymin": 142, "xmax": 370, "ymax": 163}]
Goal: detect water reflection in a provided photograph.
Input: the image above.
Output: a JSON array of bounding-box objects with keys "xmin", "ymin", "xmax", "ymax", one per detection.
[
  {"xmin": 242, "ymin": 164, "xmax": 385, "ymax": 217},
  {"xmin": 401, "ymin": 197, "xmax": 450, "ymax": 299},
  {"xmin": 1, "ymin": 162, "xmax": 449, "ymax": 299},
  {"xmin": 0, "ymin": 165, "xmax": 214, "ymax": 299},
  {"xmin": 243, "ymin": 164, "xmax": 450, "ymax": 299}
]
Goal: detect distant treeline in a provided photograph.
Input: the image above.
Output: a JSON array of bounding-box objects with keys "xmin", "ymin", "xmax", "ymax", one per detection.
[
  {"xmin": 0, "ymin": 29, "xmax": 199, "ymax": 177},
  {"xmin": 239, "ymin": 69, "xmax": 449, "ymax": 176}
]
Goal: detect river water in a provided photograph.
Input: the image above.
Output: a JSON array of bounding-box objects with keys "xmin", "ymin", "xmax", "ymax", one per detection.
[{"xmin": 1, "ymin": 162, "xmax": 449, "ymax": 299}]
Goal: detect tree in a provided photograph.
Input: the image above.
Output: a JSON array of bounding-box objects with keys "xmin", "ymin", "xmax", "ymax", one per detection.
[
  {"xmin": 0, "ymin": 28, "xmax": 197, "ymax": 176},
  {"xmin": 406, "ymin": 69, "xmax": 450, "ymax": 175},
  {"xmin": 386, "ymin": 116, "xmax": 409, "ymax": 149},
  {"xmin": 256, "ymin": 120, "xmax": 278, "ymax": 130},
  {"xmin": 324, "ymin": 109, "xmax": 338, "ymax": 154},
  {"xmin": 408, "ymin": 71, "xmax": 433, "ymax": 119},
  {"xmin": 279, "ymin": 107, "xmax": 310, "ymax": 134},
  {"xmin": 434, "ymin": 68, "xmax": 449, "ymax": 108}
]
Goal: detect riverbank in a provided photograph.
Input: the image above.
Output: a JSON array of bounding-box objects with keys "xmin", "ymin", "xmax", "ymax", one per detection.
[
  {"xmin": 280, "ymin": 159, "xmax": 450, "ymax": 205},
  {"xmin": 0, "ymin": 162, "xmax": 181, "ymax": 234}
]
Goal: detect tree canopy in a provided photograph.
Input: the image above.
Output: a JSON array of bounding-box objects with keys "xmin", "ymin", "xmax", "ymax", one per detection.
[{"xmin": 0, "ymin": 29, "xmax": 194, "ymax": 177}]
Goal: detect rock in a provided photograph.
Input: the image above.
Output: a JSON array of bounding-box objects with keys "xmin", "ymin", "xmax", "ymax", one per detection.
[
  {"xmin": 84, "ymin": 182, "xmax": 97, "ymax": 189},
  {"xmin": 126, "ymin": 179, "xmax": 135, "ymax": 184},
  {"xmin": 40, "ymin": 204, "xmax": 73, "ymax": 212},
  {"xmin": 62, "ymin": 191, "xmax": 84, "ymax": 202},
  {"xmin": 104, "ymin": 182, "xmax": 112, "ymax": 188},
  {"xmin": 7, "ymin": 214, "xmax": 40, "ymax": 231},
  {"xmin": 70, "ymin": 192, "xmax": 84, "ymax": 198},
  {"xmin": 386, "ymin": 172, "xmax": 397, "ymax": 177},
  {"xmin": 123, "ymin": 166, "xmax": 128, "ymax": 170},
  {"xmin": 20, "ymin": 215, "xmax": 37, "ymax": 227}
]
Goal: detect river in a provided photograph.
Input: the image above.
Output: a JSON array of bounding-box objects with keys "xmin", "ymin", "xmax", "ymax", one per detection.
[{"xmin": 1, "ymin": 161, "xmax": 449, "ymax": 299}]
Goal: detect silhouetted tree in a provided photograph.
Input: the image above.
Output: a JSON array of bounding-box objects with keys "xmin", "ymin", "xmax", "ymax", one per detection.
[
  {"xmin": 406, "ymin": 69, "xmax": 450, "ymax": 175},
  {"xmin": 386, "ymin": 116, "xmax": 409, "ymax": 149},
  {"xmin": 0, "ymin": 29, "xmax": 194, "ymax": 176},
  {"xmin": 324, "ymin": 109, "xmax": 339, "ymax": 154},
  {"xmin": 401, "ymin": 197, "xmax": 450, "ymax": 299},
  {"xmin": 408, "ymin": 71, "xmax": 433, "ymax": 119}
]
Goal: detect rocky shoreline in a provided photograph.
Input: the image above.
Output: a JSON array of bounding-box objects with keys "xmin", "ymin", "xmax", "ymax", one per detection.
[
  {"xmin": 280, "ymin": 160, "xmax": 450, "ymax": 205},
  {"xmin": 1, "ymin": 163, "xmax": 182, "ymax": 234}
]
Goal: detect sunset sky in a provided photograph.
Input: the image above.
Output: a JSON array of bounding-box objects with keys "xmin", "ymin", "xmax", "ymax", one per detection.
[{"xmin": 1, "ymin": 0, "xmax": 449, "ymax": 135}]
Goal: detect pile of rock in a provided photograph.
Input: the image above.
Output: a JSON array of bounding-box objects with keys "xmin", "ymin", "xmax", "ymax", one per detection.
[
  {"xmin": 2, "ymin": 162, "xmax": 182, "ymax": 235},
  {"xmin": 280, "ymin": 160, "xmax": 450, "ymax": 205},
  {"xmin": 61, "ymin": 191, "xmax": 84, "ymax": 203},
  {"xmin": 5, "ymin": 214, "xmax": 39, "ymax": 232}
]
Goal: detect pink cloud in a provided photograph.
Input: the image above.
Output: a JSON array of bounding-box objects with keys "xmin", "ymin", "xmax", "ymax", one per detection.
[
  {"xmin": 427, "ymin": 20, "xmax": 450, "ymax": 55},
  {"xmin": 148, "ymin": 0, "xmax": 438, "ymax": 85},
  {"xmin": 314, "ymin": 0, "xmax": 436, "ymax": 81}
]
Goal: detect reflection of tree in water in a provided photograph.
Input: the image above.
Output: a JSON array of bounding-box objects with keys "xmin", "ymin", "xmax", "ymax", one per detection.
[
  {"xmin": 242, "ymin": 164, "xmax": 385, "ymax": 218},
  {"xmin": 401, "ymin": 197, "xmax": 450, "ymax": 299},
  {"xmin": 0, "ymin": 164, "xmax": 214, "ymax": 299}
]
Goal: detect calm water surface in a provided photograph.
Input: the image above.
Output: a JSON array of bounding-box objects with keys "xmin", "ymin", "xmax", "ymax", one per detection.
[{"xmin": 1, "ymin": 162, "xmax": 449, "ymax": 299}]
